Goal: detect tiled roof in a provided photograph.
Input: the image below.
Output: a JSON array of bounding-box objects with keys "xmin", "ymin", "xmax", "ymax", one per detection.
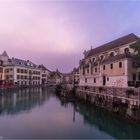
[
  {"xmin": 87, "ymin": 33, "xmax": 139, "ymax": 58},
  {"xmin": 11, "ymin": 58, "xmax": 38, "ymax": 68},
  {"xmin": 12, "ymin": 58, "xmax": 27, "ymax": 65},
  {"xmin": 38, "ymin": 64, "xmax": 47, "ymax": 70},
  {"xmin": 101, "ymin": 53, "xmax": 133, "ymax": 64},
  {"xmin": 38, "ymin": 64, "xmax": 51, "ymax": 72},
  {"xmin": 50, "ymin": 71, "xmax": 61, "ymax": 78}
]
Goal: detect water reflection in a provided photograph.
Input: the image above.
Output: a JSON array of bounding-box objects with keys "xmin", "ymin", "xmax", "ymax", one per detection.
[
  {"xmin": 0, "ymin": 87, "xmax": 53, "ymax": 116},
  {"xmin": 54, "ymin": 95, "xmax": 140, "ymax": 139},
  {"xmin": 0, "ymin": 87, "xmax": 139, "ymax": 139},
  {"xmin": 71, "ymin": 101, "xmax": 140, "ymax": 139}
]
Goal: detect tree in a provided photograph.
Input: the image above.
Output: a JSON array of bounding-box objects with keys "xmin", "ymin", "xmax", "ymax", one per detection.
[{"xmin": 130, "ymin": 40, "xmax": 140, "ymax": 67}]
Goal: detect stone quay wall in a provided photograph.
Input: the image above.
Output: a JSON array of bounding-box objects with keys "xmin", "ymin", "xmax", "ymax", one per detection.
[{"xmin": 76, "ymin": 86, "xmax": 140, "ymax": 123}]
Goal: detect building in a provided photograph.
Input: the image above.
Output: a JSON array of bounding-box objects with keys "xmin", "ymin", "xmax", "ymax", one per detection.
[
  {"xmin": 49, "ymin": 69, "xmax": 63, "ymax": 85},
  {"xmin": 62, "ymin": 72, "xmax": 74, "ymax": 84},
  {"xmin": 0, "ymin": 51, "xmax": 50, "ymax": 86},
  {"xmin": 79, "ymin": 33, "xmax": 139, "ymax": 88},
  {"xmin": 38, "ymin": 64, "xmax": 51, "ymax": 84},
  {"xmin": 72, "ymin": 67, "xmax": 80, "ymax": 84}
]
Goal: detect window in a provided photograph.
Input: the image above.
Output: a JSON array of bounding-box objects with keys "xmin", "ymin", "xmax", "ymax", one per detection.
[
  {"xmin": 110, "ymin": 64, "xmax": 113, "ymax": 69},
  {"xmin": 87, "ymin": 68, "xmax": 89, "ymax": 73},
  {"xmin": 0, "ymin": 68, "xmax": 3, "ymax": 73},
  {"xmin": 85, "ymin": 78, "xmax": 87, "ymax": 83},
  {"xmin": 110, "ymin": 52, "xmax": 115, "ymax": 57},
  {"xmin": 91, "ymin": 67, "xmax": 93, "ymax": 75},
  {"xmin": 132, "ymin": 62, "xmax": 136, "ymax": 67},
  {"xmin": 17, "ymin": 75, "xmax": 20, "ymax": 79},
  {"xmin": 124, "ymin": 48, "xmax": 130, "ymax": 54},
  {"xmin": 21, "ymin": 75, "xmax": 23, "ymax": 79},
  {"xmin": 83, "ymin": 68, "xmax": 85, "ymax": 75},
  {"xmin": 17, "ymin": 69, "xmax": 20, "ymax": 73},
  {"xmin": 21, "ymin": 81, "xmax": 23, "ymax": 85},
  {"xmin": 138, "ymin": 74, "xmax": 140, "ymax": 81},
  {"xmin": 103, "ymin": 65, "xmax": 105, "ymax": 70},
  {"xmin": 6, "ymin": 75, "xmax": 9, "ymax": 79},
  {"xmin": 5, "ymin": 69, "xmax": 9, "ymax": 73},
  {"xmin": 95, "ymin": 68, "xmax": 97, "ymax": 72},
  {"xmin": 133, "ymin": 74, "xmax": 136, "ymax": 81},
  {"xmin": 92, "ymin": 58, "xmax": 96, "ymax": 62},
  {"xmin": 100, "ymin": 55, "xmax": 104, "ymax": 60},
  {"xmin": 23, "ymin": 69, "xmax": 25, "ymax": 73},
  {"xmin": 25, "ymin": 70, "xmax": 27, "ymax": 73},
  {"xmin": 94, "ymin": 78, "xmax": 96, "ymax": 83},
  {"xmin": 29, "ymin": 70, "xmax": 31, "ymax": 74},
  {"xmin": 119, "ymin": 62, "xmax": 122, "ymax": 68},
  {"xmin": 107, "ymin": 77, "xmax": 109, "ymax": 81},
  {"xmin": 0, "ymin": 60, "xmax": 3, "ymax": 65},
  {"xmin": 21, "ymin": 69, "xmax": 23, "ymax": 73}
]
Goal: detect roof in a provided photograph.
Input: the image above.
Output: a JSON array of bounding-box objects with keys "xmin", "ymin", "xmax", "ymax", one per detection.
[
  {"xmin": 87, "ymin": 33, "xmax": 139, "ymax": 58},
  {"xmin": 101, "ymin": 53, "xmax": 133, "ymax": 64},
  {"xmin": 38, "ymin": 64, "xmax": 51, "ymax": 72},
  {"xmin": 38, "ymin": 64, "xmax": 47, "ymax": 70},
  {"xmin": 2, "ymin": 51, "xmax": 9, "ymax": 58},
  {"xmin": 11, "ymin": 58, "xmax": 38, "ymax": 68},
  {"xmin": 50, "ymin": 71, "xmax": 61, "ymax": 78}
]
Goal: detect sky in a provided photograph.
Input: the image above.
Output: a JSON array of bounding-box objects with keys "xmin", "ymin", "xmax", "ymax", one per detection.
[{"xmin": 0, "ymin": 0, "xmax": 140, "ymax": 72}]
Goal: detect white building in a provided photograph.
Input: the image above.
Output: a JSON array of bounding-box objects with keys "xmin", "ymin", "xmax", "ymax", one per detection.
[
  {"xmin": 0, "ymin": 51, "xmax": 50, "ymax": 86},
  {"xmin": 38, "ymin": 64, "xmax": 51, "ymax": 84}
]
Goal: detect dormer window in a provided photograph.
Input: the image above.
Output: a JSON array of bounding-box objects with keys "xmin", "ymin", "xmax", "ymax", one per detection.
[
  {"xmin": 100, "ymin": 55, "xmax": 104, "ymax": 61},
  {"xmin": 124, "ymin": 48, "xmax": 130, "ymax": 54},
  {"xmin": 110, "ymin": 52, "xmax": 115, "ymax": 57}
]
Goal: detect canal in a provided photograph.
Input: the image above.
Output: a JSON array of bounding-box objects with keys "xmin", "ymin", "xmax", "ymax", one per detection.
[{"xmin": 0, "ymin": 87, "xmax": 140, "ymax": 139}]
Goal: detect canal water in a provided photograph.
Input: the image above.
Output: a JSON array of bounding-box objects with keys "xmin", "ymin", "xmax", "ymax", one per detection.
[{"xmin": 0, "ymin": 87, "xmax": 140, "ymax": 139}]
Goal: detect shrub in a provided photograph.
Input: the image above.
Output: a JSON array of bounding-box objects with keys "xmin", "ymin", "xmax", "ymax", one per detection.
[{"xmin": 125, "ymin": 88, "xmax": 134, "ymax": 96}]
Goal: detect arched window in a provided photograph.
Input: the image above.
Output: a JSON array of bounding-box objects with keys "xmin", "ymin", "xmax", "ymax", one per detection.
[
  {"xmin": 100, "ymin": 55, "xmax": 104, "ymax": 60},
  {"xmin": 92, "ymin": 57, "xmax": 96, "ymax": 62},
  {"xmin": 124, "ymin": 48, "xmax": 130, "ymax": 54},
  {"xmin": 109, "ymin": 52, "xmax": 115, "ymax": 57}
]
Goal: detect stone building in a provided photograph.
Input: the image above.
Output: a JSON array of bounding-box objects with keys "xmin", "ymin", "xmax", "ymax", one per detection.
[{"xmin": 79, "ymin": 33, "xmax": 139, "ymax": 88}]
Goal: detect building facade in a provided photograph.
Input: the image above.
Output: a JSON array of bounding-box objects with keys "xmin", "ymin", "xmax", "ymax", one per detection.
[
  {"xmin": 38, "ymin": 64, "xmax": 51, "ymax": 84},
  {"xmin": 0, "ymin": 51, "xmax": 50, "ymax": 86},
  {"xmin": 79, "ymin": 33, "xmax": 139, "ymax": 88},
  {"xmin": 48, "ymin": 69, "xmax": 63, "ymax": 85},
  {"xmin": 72, "ymin": 67, "xmax": 80, "ymax": 84}
]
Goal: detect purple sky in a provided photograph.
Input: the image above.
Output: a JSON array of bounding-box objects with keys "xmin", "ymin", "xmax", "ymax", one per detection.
[{"xmin": 0, "ymin": 0, "xmax": 140, "ymax": 72}]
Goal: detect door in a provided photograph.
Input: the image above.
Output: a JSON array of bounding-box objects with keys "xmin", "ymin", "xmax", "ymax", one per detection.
[{"xmin": 103, "ymin": 76, "xmax": 106, "ymax": 86}]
